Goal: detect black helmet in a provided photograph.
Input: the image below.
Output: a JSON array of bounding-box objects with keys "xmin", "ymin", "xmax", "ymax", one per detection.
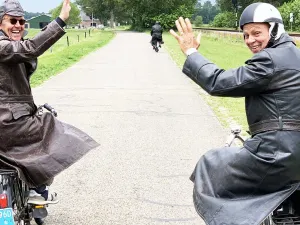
[{"xmin": 239, "ymin": 3, "xmax": 285, "ymax": 46}]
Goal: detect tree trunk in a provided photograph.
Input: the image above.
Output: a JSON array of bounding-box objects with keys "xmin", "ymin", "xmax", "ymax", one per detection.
[{"xmin": 110, "ymin": 10, "xmax": 115, "ymax": 28}]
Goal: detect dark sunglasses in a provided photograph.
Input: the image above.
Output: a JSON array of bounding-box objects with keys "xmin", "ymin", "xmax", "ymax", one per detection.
[{"xmin": 4, "ymin": 18, "xmax": 26, "ymax": 25}]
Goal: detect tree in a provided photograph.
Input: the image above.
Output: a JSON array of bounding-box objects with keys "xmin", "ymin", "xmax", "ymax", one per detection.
[
  {"xmin": 152, "ymin": 4, "xmax": 196, "ymax": 29},
  {"xmin": 76, "ymin": 0, "xmax": 197, "ymax": 30},
  {"xmin": 279, "ymin": 0, "xmax": 300, "ymax": 31},
  {"xmin": 24, "ymin": 12, "xmax": 43, "ymax": 20},
  {"xmin": 212, "ymin": 11, "xmax": 236, "ymax": 27},
  {"xmin": 216, "ymin": 0, "xmax": 294, "ymax": 17},
  {"xmin": 194, "ymin": 15, "xmax": 203, "ymax": 26},
  {"xmin": 192, "ymin": 1, "xmax": 220, "ymax": 24},
  {"xmin": 192, "ymin": 0, "xmax": 202, "ymax": 20},
  {"xmin": 50, "ymin": 2, "xmax": 81, "ymax": 26}
]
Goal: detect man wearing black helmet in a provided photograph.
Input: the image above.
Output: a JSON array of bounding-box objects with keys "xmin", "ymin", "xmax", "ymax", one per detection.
[
  {"xmin": 171, "ymin": 2, "xmax": 300, "ymax": 225},
  {"xmin": 150, "ymin": 21, "xmax": 164, "ymax": 51},
  {"xmin": 0, "ymin": 0, "xmax": 99, "ymax": 205}
]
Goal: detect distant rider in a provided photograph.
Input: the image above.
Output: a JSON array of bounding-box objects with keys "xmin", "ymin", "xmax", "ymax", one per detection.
[{"xmin": 150, "ymin": 21, "xmax": 164, "ymax": 51}]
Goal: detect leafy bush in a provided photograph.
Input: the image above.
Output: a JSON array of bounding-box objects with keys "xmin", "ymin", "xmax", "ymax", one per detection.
[
  {"xmin": 152, "ymin": 5, "xmax": 194, "ymax": 29},
  {"xmin": 212, "ymin": 11, "xmax": 236, "ymax": 28},
  {"xmin": 194, "ymin": 16, "xmax": 203, "ymax": 27},
  {"xmin": 279, "ymin": 0, "xmax": 300, "ymax": 31}
]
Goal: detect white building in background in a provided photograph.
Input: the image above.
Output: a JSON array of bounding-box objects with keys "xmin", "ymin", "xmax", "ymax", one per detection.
[{"xmin": 79, "ymin": 11, "xmax": 101, "ymax": 28}]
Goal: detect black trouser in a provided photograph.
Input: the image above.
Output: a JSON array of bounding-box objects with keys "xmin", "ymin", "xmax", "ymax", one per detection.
[
  {"xmin": 31, "ymin": 178, "xmax": 54, "ymax": 191},
  {"xmin": 151, "ymin": 34, "xmax": 163, "ymax": 47}
]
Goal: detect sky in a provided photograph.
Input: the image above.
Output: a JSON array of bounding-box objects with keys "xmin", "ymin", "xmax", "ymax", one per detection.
[{"xmin": 18, "ymin": 0, "xmax": 74, "ymax": 13}]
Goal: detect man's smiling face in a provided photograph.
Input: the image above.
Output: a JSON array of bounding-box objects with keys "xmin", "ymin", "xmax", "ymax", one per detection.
[
  {"xmin": 0, "ymin": 15, "xmax": 25, "ymax": 41},
  {"xmin": 243, "ymin": 23, "xmax": 270, "ymax": 53}
]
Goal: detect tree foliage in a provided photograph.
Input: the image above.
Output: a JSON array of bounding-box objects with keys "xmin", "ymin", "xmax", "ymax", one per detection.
[
  {"xmin": 76, "ymin": 0, "xmax": 197, "ymax": 30},
  {"xmin": 194, "ymin": 15, "xmax": 203, "ymax": 26},
  {"xmin": 279, "ymin": 0, "xmax": 300, "ymax": 31},
  {"xmin": 76, "ymin": 0, "xmax": 128, "ymax": 27},
  {"xmin": 152, "ymin": 5, "xmax": 195, "ymax": 29},
  {"xmin": 212, "ymin": 0, "xmax": 296, "ymax": 29},
  {"xmin": 212, "ymin": 11, "xmax": 236, "ymax": 27},
  {"xmin": 50, "ymin": 2, "xmax": 81, "ymax": 25},
  {"xmin": 75, "ymin": 0, "xmax": 297, "ymax": 30},
  {"xmin": 24, "ymin": 12, "xmax": 43, "ymax": 20},
  {"xmin": 193, "ymin": 1, "xmax": 220, "ymax": 24},
  {"xmin": 216, "ymin": 0, "xmax": 290, "ymax": 13}
]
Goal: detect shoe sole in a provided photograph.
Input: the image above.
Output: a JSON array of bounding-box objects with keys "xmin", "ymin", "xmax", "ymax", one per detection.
[{"xmin": 28, "ymin": 199, "xmax": 59, "ymax": 205}]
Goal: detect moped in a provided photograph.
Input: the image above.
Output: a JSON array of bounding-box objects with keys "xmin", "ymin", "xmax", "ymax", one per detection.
[{"xmin": 0, "ymin": 103, "xmax": 58, "ymax": 225}]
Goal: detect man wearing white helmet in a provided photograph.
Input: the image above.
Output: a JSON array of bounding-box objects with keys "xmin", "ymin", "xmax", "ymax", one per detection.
[
  {"xmin": 171, "ymin": 2, "xmax": 300, "ymax": 224},
  {"xmin": 239, "ymin": 2, "xmax": 286, "ymax": 52}
]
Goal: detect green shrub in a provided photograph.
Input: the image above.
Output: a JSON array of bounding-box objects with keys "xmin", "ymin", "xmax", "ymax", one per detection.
[
  {"xmin": 279, "ymin": 0, "xmax": 300, "ymax": 32},
  {"xmin": 153, "ymin": 5, "xmax": 194, "ymax": 29},
  {"xmin": 194, "ymin": 16, "xmax": 203, "ymax": 27},
  {"xmin": 212, "ymin": 11, "xmax": 236, "ymax": 28}
]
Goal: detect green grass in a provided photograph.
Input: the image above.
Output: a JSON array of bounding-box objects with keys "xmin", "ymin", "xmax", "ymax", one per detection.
[
  {"xmin": 25, "ymin": 29, "xmax": 115, "ymax": 87},
  {"xmin": 163, "ymin": 31, "xmax": 251, "ymax": 132}
]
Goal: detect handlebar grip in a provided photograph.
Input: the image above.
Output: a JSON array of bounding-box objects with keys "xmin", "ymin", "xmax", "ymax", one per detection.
[{"xmin": 43, "ymin": 103, "xmax": 57, "ymax": 117}]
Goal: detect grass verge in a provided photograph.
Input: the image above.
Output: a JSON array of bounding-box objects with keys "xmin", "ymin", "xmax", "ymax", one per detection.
[{"xmin": 26, "ymin": 29, "xmax": 115, "ymax": 87}]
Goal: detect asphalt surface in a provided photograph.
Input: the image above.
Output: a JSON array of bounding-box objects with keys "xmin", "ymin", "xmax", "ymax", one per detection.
[{"xmin": 32, "ymin": 31, "xmax": 227, "ymax": 225}]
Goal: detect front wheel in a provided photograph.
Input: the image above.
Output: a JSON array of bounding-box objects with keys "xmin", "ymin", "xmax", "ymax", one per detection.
[{"xmin": 34, "ymin": 217, "xmax": 44, "ymax": 225}]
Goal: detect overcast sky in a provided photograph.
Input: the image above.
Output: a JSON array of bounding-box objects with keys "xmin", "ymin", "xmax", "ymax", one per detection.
[{"xmin": 18, "ymin": 0, "xmax": 75, "ymax": 13}]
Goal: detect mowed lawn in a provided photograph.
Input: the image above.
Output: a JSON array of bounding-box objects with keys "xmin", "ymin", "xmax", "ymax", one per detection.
[
  {"xmin": 25, "ymin": 28, "xmax": 115, "ymax": 87},
  {"xmin": 163, "ymin": 32, "xmax": 252, "ymax": 133}
]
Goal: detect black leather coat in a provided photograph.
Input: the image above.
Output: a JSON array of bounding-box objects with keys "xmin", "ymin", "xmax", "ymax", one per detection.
[
  {"xmin": 183, "ymin": 33, "xmax": 300, "ymax": 224},
  {"xmin": 0, "ymin": 20, "xmax": 99, "ymax": 187},
  {"xmin": 151, "ymin": 23, "xmax": 163, "ymax": 37}
]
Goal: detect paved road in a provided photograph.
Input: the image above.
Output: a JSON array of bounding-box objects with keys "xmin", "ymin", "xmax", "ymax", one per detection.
[{"xmin": 32, "ymin": 31, "xmax": 227, "ymax": 225}]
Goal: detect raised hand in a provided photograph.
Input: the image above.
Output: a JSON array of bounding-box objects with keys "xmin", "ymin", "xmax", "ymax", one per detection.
[
  {"xmin": 59, "ymin": 0, "xmax": 71, "ymax": 22},
  {"xmin": 170, "ymin": 17, "xmax": 201, "ymax": 55}
]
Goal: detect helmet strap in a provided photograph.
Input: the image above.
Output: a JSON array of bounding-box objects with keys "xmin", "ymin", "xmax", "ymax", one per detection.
[{"xmin": 267, "ymin": 22, "xmax": 279, "ymax": 47}]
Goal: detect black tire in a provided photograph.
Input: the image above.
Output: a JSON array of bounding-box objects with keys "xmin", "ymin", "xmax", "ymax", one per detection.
[
  {"xmin": 34, "ymin": 218, "xmax": 44, "ymax": 225},
  {"xmin": 155, "ymin": 47, "xmax": 159, "ymax": 52}
]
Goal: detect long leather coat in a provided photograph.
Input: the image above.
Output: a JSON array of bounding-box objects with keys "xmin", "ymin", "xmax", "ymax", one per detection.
[
  {"xmin": 151, "ymin": 23, "xmax": 163, "ymax": 39},
  {"xmin": 183, "ymin": 33, "xmax": 300, "ymax": 225},
  {"xmin": 0, "ymin": 20, "xmax": 99, "ymax": 187},
  {"xmin": 151, "ymin": 24, "xmax": 163, "ymax": 36}
]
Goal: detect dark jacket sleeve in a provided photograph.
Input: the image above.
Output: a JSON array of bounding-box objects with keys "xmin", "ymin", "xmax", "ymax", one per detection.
[
  {"xmin": 0, "ymin": 20, "xmax": 65, "ymax": 63},
  {"xmin": 182, "ymin": 51, "xmax": 275, "ymax": 97}
]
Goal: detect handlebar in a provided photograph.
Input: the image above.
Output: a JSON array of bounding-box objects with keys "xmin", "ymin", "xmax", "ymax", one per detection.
[
  {"xmin": 42, "ymin": 103, "xmax": 57, "ymax": 117},
  {"xmin": 225, "ymin": 126, "xmax": 245, "ymax": 147}
]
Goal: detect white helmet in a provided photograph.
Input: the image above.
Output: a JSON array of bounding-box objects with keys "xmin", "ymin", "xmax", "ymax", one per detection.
[{"xmin": 239, "ymin": 2, "xmax": 285, "ymax": 44}]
